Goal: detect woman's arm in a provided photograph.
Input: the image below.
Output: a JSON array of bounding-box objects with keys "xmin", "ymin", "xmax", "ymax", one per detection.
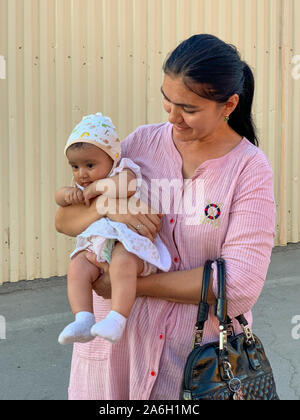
[
  {"xmin": 55, "ymin": 198, "xmax": 102, "ymax": 237},
  {"xmin": 210, "ymin": 160, "xmax": 276, "ymax": 319},
  {"xmin": 136, "ymin": 267, "xmax": 215, "ymax": 305},
  {"xmin": 85, "ymin": 253, "xmax": 215, "ymax": 305},
  {"xmin": 96, "ymin": 169, "xmax": 137, "ymax": 198},
  {"xmin": 83, "ymin": 169, "xmax": 137, "ymax": 206},
  {"xmin": 55, "ymin": 195, "xmax": 162, "ymax": 241}
]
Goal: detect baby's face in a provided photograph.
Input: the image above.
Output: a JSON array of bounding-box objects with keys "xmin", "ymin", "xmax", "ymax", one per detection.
[{"xmin": 66, "ymin": 144, "xmax": 113, "ymax": 188}]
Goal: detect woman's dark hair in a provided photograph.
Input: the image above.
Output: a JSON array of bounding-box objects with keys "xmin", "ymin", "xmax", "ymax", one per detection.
[{"xmin": 163, "ymin": 34, "xmax": 258, "ymax": 146}]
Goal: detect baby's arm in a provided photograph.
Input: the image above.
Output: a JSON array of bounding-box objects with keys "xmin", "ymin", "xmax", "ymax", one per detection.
[
  {"xmin": 55, "ymin": 186, "xmax": 85, "ymax": 207},
  {"xmin": 83, "ymin": 169, "xmax": 137, "ymax": 206}
]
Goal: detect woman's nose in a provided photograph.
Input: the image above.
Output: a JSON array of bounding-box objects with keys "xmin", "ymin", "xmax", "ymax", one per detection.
[{"xmin": 168, "ymin": 105, "xmax": 183, "ymax": 125}]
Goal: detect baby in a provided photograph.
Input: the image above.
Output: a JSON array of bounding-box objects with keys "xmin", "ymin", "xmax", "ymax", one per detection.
[{"xmin": 56, "ymin": 113, "xmax": 171, "ymax": 344}]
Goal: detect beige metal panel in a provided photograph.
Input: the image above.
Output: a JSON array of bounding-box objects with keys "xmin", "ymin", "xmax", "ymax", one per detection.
[
  {"xmin": 161, "ymin": 0, "xmax": 177, "ymax": 124},
  {"xmin": 266, "ymin": 0, "xmax": 282, "ymax": 242},
  {"xmin": 0, "ymin": 0, "xmax": 9, "ymax": 285},
  {"xmin": 132, "ymin": 0, "xmax": 147, "ymax": 129},
  {"xmin": 102, "ymin": 0, "xmax": 119, "ymax": 124},
  {"xmin": 71, "ymin": 0, "xmax": 88, "ymax": 124},
  {"xmin": 279, "ymin": 0, "xmax": 293, "ymax": 245},
  {"xmin": 7, "ymin": 0, "xmax": 26, "ymax": 283},
  {"xmin": 23, "ymin": 0, "xmax": 41, "ymax": 281},
  {"xmin": 292, "ymin": 0, "xmax": 300, "ymax": 242},
  {"xmin": 147, "ymin": 0, "xmax": 163, "ymax": 124},
  {"xmin": 118, "ymin": 0, "xmax": 134, "ymax": 137},
  {"xmin": 55, "ymin": 0, "xmax": 76, "ymax": 276},
  {"xmin": 86, "ymin": 0, "xmax": 104, "ymax": 115},
  {"xmin": 175, "ymin": 0, "xmax": 192, "ymax": 43},
  {"xmin": 1, "ymin": 0, "xmax": 300, "ymax": 283},
  {"xmin": 189, "ymin": 0, "xmax": 203, "ymax": 36},
  {"xmin": 39, "ymin": 0, "xmax": 57, "ymax": 278}
]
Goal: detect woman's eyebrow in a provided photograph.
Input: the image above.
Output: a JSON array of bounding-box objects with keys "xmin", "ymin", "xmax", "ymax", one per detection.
[{"xmin": 160, "ymin": 87, "xmax": 199, "ymax": 109}]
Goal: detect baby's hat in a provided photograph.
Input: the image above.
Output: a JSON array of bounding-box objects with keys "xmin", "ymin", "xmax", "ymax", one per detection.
[{"xmin": 64, "ymin": 113, "xmax": 121, "ymax": 171}]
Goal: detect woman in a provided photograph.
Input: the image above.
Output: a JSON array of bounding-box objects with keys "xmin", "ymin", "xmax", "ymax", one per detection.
[{"xmin": 55, "ymin": 34, "xmax": 276, "ymax": 400}]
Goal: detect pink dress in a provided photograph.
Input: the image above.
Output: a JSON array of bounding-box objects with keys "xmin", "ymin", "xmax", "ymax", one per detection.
[{"xmin": 68, "ymin": 123, "xmax": 276, "ymax": 400}]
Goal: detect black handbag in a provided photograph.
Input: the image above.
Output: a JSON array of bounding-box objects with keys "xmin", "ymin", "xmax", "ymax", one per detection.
[{"xmin": 181, "ymin": 258, "xmax": 279, "ymax": 400}]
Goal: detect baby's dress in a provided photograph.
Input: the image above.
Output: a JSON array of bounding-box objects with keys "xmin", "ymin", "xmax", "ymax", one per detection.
[{"xmin": 70, "ymin": 158, "xmax": 171, "ymax": 274}]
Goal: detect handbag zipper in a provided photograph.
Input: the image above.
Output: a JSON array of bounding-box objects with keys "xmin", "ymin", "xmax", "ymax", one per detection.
[{"xmin": 182, "ymin": 347, "xmax": 202, "ymax": 398}]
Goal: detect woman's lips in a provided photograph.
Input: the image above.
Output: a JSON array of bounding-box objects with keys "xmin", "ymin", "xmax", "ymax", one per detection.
[{"xmin": 174, "ymin": 124, "xmax": 189, "ymax": 131}]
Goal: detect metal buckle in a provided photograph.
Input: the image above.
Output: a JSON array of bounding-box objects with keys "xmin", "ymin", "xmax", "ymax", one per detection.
[
  {"xmin": 223, "ymin": 361, "xmax": 234, "ymax": 381},
  {"xmin": 219, "ymin": 325, "xmax": 228, "ymax": 350},
  {"xmin": 241, "ymin": 324, "xmax": 255, "ymax": 345},
  {"xmin": 192, "ymin": 326, "xmax": 203, "ymax": 347},
  {"xmin": 183, "ymin": 390, "xmax": 192, "ymax": 400}
]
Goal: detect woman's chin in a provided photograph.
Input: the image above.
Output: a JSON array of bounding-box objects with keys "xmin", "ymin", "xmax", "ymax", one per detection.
[{"xmin": 172, "ymin": 125, "xmax": 193, "ymax": 141}]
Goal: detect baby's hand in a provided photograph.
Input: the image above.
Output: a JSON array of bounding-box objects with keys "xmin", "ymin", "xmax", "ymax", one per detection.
[{"xmin": 64, "ymin": 187, "xmax": 85, "ymax": 205}]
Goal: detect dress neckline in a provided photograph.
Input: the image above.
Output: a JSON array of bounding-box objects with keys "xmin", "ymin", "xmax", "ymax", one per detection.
[{"xmin": 166, "ymin": 122, "xmax": 247, "ymax": 173}]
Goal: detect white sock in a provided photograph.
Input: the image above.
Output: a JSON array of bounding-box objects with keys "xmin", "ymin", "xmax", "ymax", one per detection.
[
  {"xmin": 58, "ymin": 311, "xmax": 95, "ymax": 345},
  {"xmin": 90, "ymin": 310, "xmax": 127, "ymax": 343}
]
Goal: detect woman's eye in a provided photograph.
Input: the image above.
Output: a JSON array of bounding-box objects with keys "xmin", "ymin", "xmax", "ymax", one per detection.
[{"xmin": 183, "ymin": 108, "xmax": 197, "ymax": 114}]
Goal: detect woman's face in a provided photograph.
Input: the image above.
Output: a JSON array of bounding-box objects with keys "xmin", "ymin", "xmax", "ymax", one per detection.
[
  {"xmin": 66, "ymin": 144, "xmax": 113, "ymax": 187},
  {"xmin": 161, "ymin": 74, "xmax": 235, "ymax": 143}
]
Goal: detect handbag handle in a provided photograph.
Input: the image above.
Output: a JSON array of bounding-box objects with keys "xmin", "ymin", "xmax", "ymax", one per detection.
[
  {"xmin": 193, "ymin": 258, "xmax": 255, "ymax": 347},
  {"xmin": 215, "ymin": 258, "xmax": 228, "ymax": 326},
  {"xmin": 214, "ymin": 259, "xmax": 253, "ymax": 333},
  {"xmin": 192, "ymin": 260, "xmax": 213, "ymax": 347}
]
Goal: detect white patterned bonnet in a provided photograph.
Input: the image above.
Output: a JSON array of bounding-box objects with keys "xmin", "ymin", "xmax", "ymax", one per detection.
[{"xmin": 64, "ymin": 113, "xmax": 121, "ymax": 174}]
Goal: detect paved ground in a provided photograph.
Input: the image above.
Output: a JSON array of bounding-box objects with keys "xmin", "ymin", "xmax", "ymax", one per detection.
[{"xmin": 0, "ymin": 243, "xmax": 299, "ymax": 400}]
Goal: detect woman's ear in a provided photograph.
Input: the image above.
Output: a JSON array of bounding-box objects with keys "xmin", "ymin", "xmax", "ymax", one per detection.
[{"xmin": 224, "ymin": 93, "xmax": 240, "ymax": 117}]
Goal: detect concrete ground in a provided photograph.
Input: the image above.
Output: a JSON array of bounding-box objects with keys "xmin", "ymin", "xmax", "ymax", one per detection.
[{"xmin": 0, "ymin": 243, "xmax": 299, "ymax": 400}]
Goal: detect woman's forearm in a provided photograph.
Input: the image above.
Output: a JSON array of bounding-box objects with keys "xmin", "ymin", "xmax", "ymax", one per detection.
[
  {"xmin": 55, "ymin": 199, "xmax": 101, "ymax": 237},
  {"xmin": 136, "ymin": 266, "xmax": 215, "ymax": 305}
]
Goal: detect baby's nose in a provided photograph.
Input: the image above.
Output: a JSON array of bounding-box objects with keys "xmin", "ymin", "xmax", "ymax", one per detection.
[{"xmin": 79, "ymin": 167, "xmax": 87, "ymax": 178}]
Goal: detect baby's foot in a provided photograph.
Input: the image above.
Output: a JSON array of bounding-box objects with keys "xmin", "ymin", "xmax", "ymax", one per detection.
[
  {"xmin": 58, "ymin": 311, "xmax": 95, "ymax": 345},
  {"xmin": 91, "ymin": 310, "xmax": 126, "ymax": 343}
]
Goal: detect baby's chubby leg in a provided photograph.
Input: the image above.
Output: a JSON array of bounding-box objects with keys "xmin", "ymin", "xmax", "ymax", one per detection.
[
  {"xmin": 91, "ymin": 242, "xmax": 144, "ymax": 343},
  {"xmin": 58, "ymin": 251, "xmax": 101, "ymax": 345},
  {"xmin": 67, "ymin": 250, "xmax": 101, "ymax": 314},
  {"xmin": 110, "ymin": 242, "xmax": 144, "ymax": 317}
]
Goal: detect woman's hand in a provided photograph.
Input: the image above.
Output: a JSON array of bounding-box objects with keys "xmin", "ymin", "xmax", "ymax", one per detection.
[
  {"xmin": 106, "ymin": 198, "xmax": 163, "ymax": 242},
  {"xmin": 86, "ymin": 253, "xmax": 112, "ymax": 299}
]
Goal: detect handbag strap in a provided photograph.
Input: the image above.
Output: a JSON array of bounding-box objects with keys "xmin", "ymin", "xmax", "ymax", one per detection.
[
  {"xmin": 214, "ymin": 258, "xmax": 256, "ymax": 346},
  {"xmin": 215, "ymin": 258, "xmax": 228, "ymax": 326},
  {"xmin": 192, "ymin": 260, "xmax": 213, "ymax": 347},
  {"xmin": 193, "ymin": 258, "xmax": 255, "ymax": 348}
]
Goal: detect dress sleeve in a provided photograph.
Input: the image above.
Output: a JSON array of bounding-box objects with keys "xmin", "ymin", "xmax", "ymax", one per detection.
[
  {"xmin": 110, "ymin": 157, "xmax": 143, "ymax": 194},
  {"xmin": 211, "ymin": 159, "xmax": 276, "ymax": 319}
]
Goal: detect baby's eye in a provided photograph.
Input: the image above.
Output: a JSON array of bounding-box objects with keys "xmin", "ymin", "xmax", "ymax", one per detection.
[
  {"xmin": 71, "ymin": 165, "xmax": 78, "ymax": 169},
  {"xmin": 87, "ymin": 163, "xmax": 94, "ymax": 168}
]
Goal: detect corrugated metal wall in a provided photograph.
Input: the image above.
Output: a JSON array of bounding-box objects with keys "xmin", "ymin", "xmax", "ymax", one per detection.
[{"xmin": 0, "ymin": 0, "xmax": 299, "ymax": 284}]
